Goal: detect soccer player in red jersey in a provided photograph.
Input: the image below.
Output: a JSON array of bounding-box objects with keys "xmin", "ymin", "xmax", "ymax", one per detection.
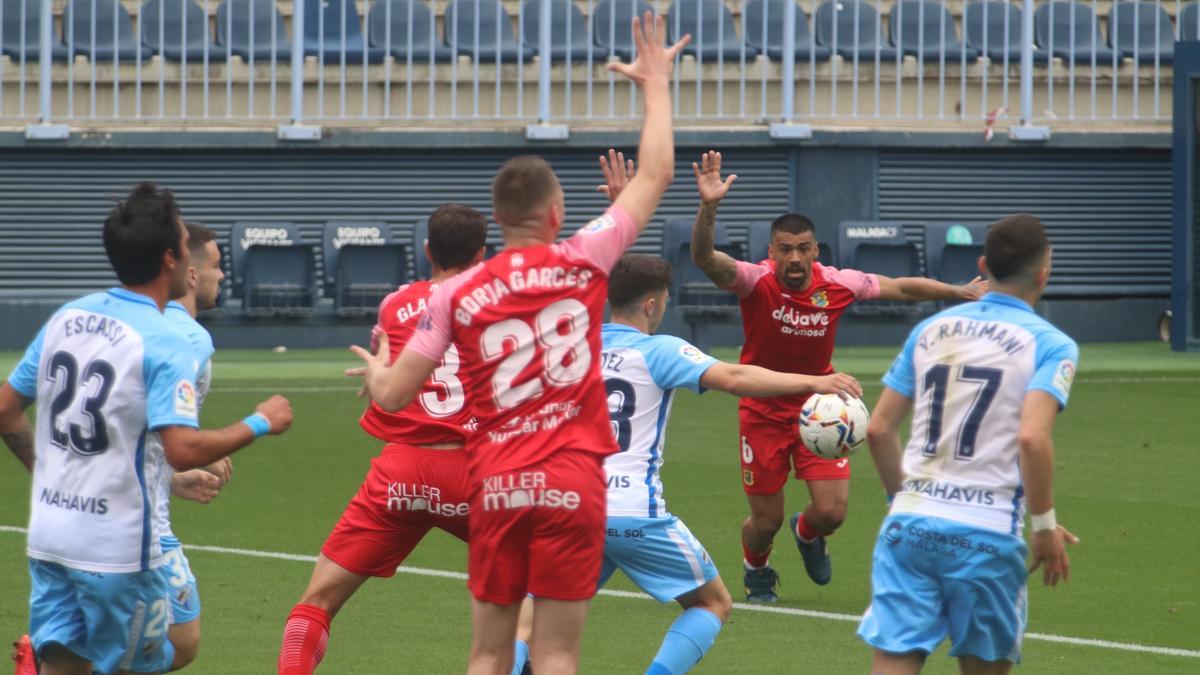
[
  {"xmin": 277, "ymin": 204, "xmax": 489, "ymax": 675},
  {"xmin": 688, "ymin": 151, "xmax": 989, "ymax": 603},
  {"xmin": 353, "ymin": 14, "xmax": 690, "ymax": 674}
]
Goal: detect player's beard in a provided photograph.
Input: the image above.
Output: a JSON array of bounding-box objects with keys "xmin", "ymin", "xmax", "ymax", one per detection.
[{"xmin": 779, "ymin": 264, "xmax": 809, "ymax": 291}]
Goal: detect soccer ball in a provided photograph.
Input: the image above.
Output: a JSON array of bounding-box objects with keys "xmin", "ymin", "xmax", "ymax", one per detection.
[{"xmin": 798, "ymin": 394, "xmax": 870, "ymax": 460}]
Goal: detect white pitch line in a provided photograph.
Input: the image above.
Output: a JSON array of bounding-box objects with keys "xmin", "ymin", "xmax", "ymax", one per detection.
[{"xmin": 1, "ymin": 526, "xmax": 1196, "ymax": 659}]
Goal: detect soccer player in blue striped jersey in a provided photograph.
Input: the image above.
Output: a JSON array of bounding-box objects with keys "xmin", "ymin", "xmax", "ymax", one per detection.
[
  {"xmin": 0, "ymin": 183, "xmax": 292, "ymax": 675},
  {"xmin": 859, "ymin": 214, "xmax": 1080, "ymax": 674},
  {"xmin": 599, "ymin": 254, "xmax": 862, "ymax": 675}
]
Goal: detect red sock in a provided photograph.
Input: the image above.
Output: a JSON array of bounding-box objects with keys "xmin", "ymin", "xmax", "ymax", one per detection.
[
  {"xmin": 795, "ymin": 514, "xmax": 833, "ymax": 542},
  {"xmin": 279, "ymin": 604, "xmax": 331, "ymax": 675},
  {"xmin": 742, "ymin": 541, "xmax": 773, "ymax": 569}
]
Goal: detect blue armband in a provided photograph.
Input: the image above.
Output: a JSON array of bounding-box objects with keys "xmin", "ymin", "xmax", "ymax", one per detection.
[{"xmin": 242, "ymin": 413, "xmax": 270, "ymax": 438}]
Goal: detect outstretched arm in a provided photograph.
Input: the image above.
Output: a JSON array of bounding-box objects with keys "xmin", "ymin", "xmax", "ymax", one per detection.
[
  {"xmin": 690, "ymin": 151, "xmax": 740, "ymax": 289},
  {"xmin": 0, "ymin": 383, "xmax": 34, "ymax": 472},
  {"xmin": 159, "ymin": 395, "xmax": 292, "ymax": 471},
  {"xmin": 699, "ymin": 362, "xmax": 861, "ymax": 399},
  {"xmin": 865, "ymin": 387, "xmax": 913, "ymax": 497},
  {"xmin": 875, "ymin": 274, "xmax": 988, "ymax": 303},
  {"xmin": 605, "ymin": 13, "xmax": 689, "ymax": 231}
]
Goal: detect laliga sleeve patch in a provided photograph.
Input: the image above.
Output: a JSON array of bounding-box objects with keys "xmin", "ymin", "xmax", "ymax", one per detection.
[
  {"xmin": 581, "ymin": 214, "xmax": 615, "ymax": 233},
  {"xmin": 678, "ymin": 344, "xmax": 711, "ymax": 364},
  {"xmin": 1052, "ymin": 359, "xmax": 1076, "ymax": 398},
  {"xmin": 175, "ymin": 380, "xmax": 198, "ymax": 418}
]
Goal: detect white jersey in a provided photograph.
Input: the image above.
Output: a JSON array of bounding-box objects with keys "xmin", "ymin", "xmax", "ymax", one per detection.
[
  {"xmin": 147, "ymin": 302, "xmax": 215, "ymax": 544},
  {"xmin": 600, "ymin": 324, "xmax": 718, "ymax": 518},
  {"xmin": 884, "ymin": 293, "xmax": 1078, "ymax": 535},
  {"xmin": 8, "ymin": 289, "xmax": 200, "ymax": 573}
]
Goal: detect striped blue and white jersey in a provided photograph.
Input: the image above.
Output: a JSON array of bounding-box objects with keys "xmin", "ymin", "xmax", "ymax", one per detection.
[
  {"xmin": 884, "ymin": 292, "xmax": 1079, "ymax": 535},
  {"xmin": 148, "ymin": 302, "xmax": 215, "ymax": 545},
  {"xmin": 600, "ymin": 324, "xmax": 718, "ymax": 518},
  {"xmin": 7, "ymin": 288, "xmax": 200, "ymax": 573}
]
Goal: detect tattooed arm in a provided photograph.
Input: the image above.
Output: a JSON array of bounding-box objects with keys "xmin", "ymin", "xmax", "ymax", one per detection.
[{"xmin": 0, "ymin": 383, "xmax": 35, "ymax": 472}]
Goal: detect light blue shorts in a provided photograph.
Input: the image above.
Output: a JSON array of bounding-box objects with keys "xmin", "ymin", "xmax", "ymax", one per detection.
[
  {"xmin": 598, "ymin": 515, "xmax": 719, "ymax": 603},
  {"xmin": 159, "ymin": 536, "xmax": 201, "ymax": 625},
  {"xmin": 29, "ymin": 558, "xmax": 175, "ymax": 674},
  {"xmin": 857, "ymin": 514, "xmax": 1029, "ymax": 663}
]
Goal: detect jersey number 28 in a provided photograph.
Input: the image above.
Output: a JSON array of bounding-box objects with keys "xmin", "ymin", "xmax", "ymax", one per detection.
[{"xmin": 482, "ymin": 299, "xmax": 591, "ymax": 410}]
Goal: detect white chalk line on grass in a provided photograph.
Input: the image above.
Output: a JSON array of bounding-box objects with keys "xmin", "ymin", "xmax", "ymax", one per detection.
[
  {"xmin": 1, "ymin": 526, "xmax": 1196, "ymax": 659},
  {"xmin": 208, "ymin": 376, "xmax": 1200, "ymax": 395}
]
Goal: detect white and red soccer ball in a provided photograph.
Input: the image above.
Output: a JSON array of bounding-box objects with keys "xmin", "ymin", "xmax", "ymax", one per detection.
[{"xmin": 798, "ymin": 394, "xmax": 871, "ymax": 460}]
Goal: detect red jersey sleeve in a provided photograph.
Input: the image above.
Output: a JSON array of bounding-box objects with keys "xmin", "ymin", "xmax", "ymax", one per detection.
[
  {"xmin": 821, "ymin": 264, "xmax": 881, "ymax": 300},
  {"xmin": 558, "ymin": 205, "xmax": 637, "ymax": 274},
  {"xmin": 729, "ymin": 260, "xmax": 772, "ymax": 298}
]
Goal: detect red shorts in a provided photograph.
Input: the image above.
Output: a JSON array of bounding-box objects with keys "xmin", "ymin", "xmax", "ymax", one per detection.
[
  {"xmin": 321, "ymin": 444, "xmax": 471, "ymax": 578},
  {"xmin": 467, "ymin": 450, "xmax": 607, "ymax": 605},
  {"xmin": 739, "ymin": 403, "xmax": 851, "ymax": 495}
]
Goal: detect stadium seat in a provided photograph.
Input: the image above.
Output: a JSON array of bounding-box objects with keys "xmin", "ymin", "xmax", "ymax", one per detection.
[
  {"xmin": 229, "ymin": 222, "xmax": 317, "ymax": 317},
  {"xmin": 215, "ymin": 0, "xmax": 291, "ymax": 61},
  {"xmin": 889, "ymin": 1, "xmax": 980, "ymax": 63},
  {"xmin": 412, "ymin": 217, "xmax": 433, "ymax": 280},
  {"xmin": 1034, "ymin": 2, "xmax": 1118, "ymax": 64},
  {"xmin": 743, "ymin": 0, "xmax": 832, "ymax": 62},
  {"xmin": 662, "ymin": 217, "xmax": 741, "ymax": 313},
  {"xmin": 62, "ymin": 0, "xmax": 150, "ymax": 61},
  {"xmin": 666, "ymin": 0, "xmax": 750, "ymax": 60},
  {"xmin": 747, "ymin": 220, "xmax": 834, "ymax": 266},
  {"xmin": 367, "ymin": 0, "xmax": 453, "ymax": 62},
  {"xmin": 322, "ymin": 222, "xmax": 407, "ymax": 317},
  {"xmin": 444, "ymin": 0, "xmax": 534, "ymax": 63},
  {"xmin": 520, "ymin": 0, "xmax": 591, "ymax": 62},
  {"xmin": 140, "ymin": 0, "xmax": 227, "ymax": 62},
  {"xmin": 593, "ymin": 0, "xmax": 653, "ymax": 61},
  {"xmin": 1107, "ymin": 2, "xmax": 1174, "ymax": 63},
  {"xmin": 923, "ymin": 222, "xmax": 988, "ymax": 285},
  {"xmin": 963, "ymin": 1, "xmax": 1050, "ymax": 64},
  {"xmin": 1182, "ymin": 4, "xmax": 1200, "ymax": 42},
  {"xmin": 838, "ymin": 221, "xmax": 923, "ymax": 317},
  {"xmin": 813, "ymin": 0, "xmax": 899, "ymax": 62},
  {"xmin": 304, "ymin": 0, "xmax": 386, "ymax": 64},
  {"xmin": 1, "ymin": 0, "xmax": 69, "ymax": 61}
]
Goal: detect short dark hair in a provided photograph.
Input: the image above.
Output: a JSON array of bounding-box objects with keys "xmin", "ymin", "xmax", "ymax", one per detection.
[
  {"xmin": 185, "ymin": 222, "xmax": 217, "ymax": 262},
  {"xmin": 609, "ymin": 255, "xmax": 672, "ymax": 312},
  {"xmin": 427, "ymin": 203, "xmax": 488, "ymax": 269},
  {"xmin": 492, "ymin": 155, "xmax": 559, "ymax": 226},
  {"xmin": 985, "ymin": 214, "xmax": 1049, "ymax": 283},
  {"xmin": 770, "ymin": 213, "xmax": 817, "ymax": 237},
  {"xmin": 103, "ymin": 182, "xmax": 183, "ymax": 286}
]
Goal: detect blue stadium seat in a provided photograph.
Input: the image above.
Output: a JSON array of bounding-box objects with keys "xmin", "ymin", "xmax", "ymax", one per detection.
[
  {"xmin": 1107, "ymin": 2, "xmax": 1174, "ymax": 63},
  {"xmin": 1034, "ymin": 1, "xmax": 1118, "ymax": 63},
  {"xmin": 593, "ymin": 0, "xmax": 653, "ymax": 61},
  {"xmin": 963, "ymin": 1, "xmax": 1050, "ymax": 64},
  {"xmin": 1182, "ymin": 3, "xmax": 1200, "ymax": 42},
  {"xmin": 141, "ymin": 0, "xmax": 227, "ymax": 62},
  {"xmin": 368, "ymin": 0, "xmax": 454, "ymax": 62},
  {"xmin": 838, "ymin": 221, "xmax": 923, "ymax": 317},
  {"xmin": 662, "ymin": 217, "xmax": 742, "ymax": 311},
  {"xmin": 889, "ymin": 1, "xmax": 980, "ymax": 63},
  {"xmin": 1, "ymin": 0, "xmax": 69, "ymax": 61},
  {"xmin": 520, "ymin": 0, "xmax": 591, "ymax": 62},
  {"xmin": 322, "ymin": 222, "xmax": 407, "ymax": 317},
  {"xmin": 813, "ymin": 0, "xmax": 899, "ymax": 61},
  {"xmin": 923, "ymin": 222, "xmax": 988, "ymax": 285},
  {"xmin": 744, "ymin": 0, "xmax": 832, "ymax": 62},
  {"xmin": 667, "ymin": 0, "xmax": 750, "ymax": 60},
  {"xmin": 230, "ymin": 223, "xmax": 316, "ymax": 317},
  {"xmin": 62, "ymin": 0, "xmax": 151, "ymax": 61},
  {"xmin": 444, "ymin": 0, "xmax": 534, "ymax": 63},
  {"xmin": 215, "ymin": 0, "xmax": 291, "ymax": 61},
  {"xmin": 304, "ymin": 0, "xmax": 386, "ymax": 64},
  {"xmin": 747, "ymin": 219, "xmax": 833, "ymax": 265}
]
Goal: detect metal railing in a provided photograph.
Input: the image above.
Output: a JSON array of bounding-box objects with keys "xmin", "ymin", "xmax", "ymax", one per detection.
[{"xmin": 0, "ymin": 0, "xmax": 1178, "ymax": 136}]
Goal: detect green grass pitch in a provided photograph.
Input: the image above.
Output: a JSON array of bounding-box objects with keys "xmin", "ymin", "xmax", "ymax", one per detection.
[{"xmin": 1, "ymin": 343, "xmax": 1198, "ymax": 673}]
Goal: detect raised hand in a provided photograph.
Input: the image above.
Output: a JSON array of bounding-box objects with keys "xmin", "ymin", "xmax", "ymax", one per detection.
[
  {"xmin": 255, "ymin": 395, "xmax": 293, "ymax": 435},
  {"xmin": 597, "ymin": 149, "xmax": 636, "ymax": 203},
  {"xmin": 959, "ymin": 276, "xmax": 989, "ymax": 300},
  {"xmin": 692, "ymin": 151, "xmax": 738, "ymax": 205},
  {"xmin": 1028, "ymin": 524, "xmax": 1079, "ymax": 586},
  {"xmin": 607, "ymin": 12, "xmax": 690, "ymax": 86}
]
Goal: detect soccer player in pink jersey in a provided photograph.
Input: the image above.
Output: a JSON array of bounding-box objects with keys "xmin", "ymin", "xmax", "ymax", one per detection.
[
  {"xmin": 352, "ymin": 13, "xmax": 690, "ymax": 675},
  {"xmin": 688, "ymin": 151, "xmax": 989, "ymax": 603}
]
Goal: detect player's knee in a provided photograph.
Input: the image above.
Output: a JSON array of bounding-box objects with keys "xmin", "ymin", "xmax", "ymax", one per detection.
[
  {"xmin": 812, "ymin": 503, "xmax": 848, "ymax": 531},
  {"xmin": 170, "ymin": 638, "xmax": 200, "ymax": 671},
  {"xmin": 168, "ymin": 621, "xmax": 201, "ymax": 671},
  {"xmin": 750, "ymin": 511, "xmax": 784, "ymax": 535},
  {"xmin": 706, "ymin": 586, "xmax": 733, "ymax": 623}
]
